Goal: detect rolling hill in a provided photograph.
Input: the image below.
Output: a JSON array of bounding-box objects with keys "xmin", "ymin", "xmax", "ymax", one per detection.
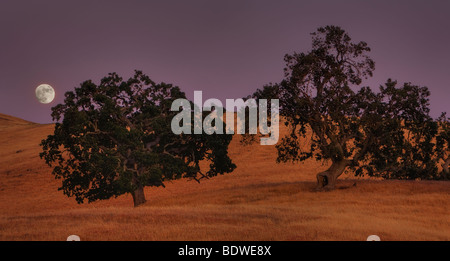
[{"xmin": 0, "ymin": 113, "xmax": 448, "ymax": 241}]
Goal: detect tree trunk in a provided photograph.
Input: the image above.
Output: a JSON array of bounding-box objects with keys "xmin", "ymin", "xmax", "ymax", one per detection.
[
  {"xmin": 132, "ymin": 185, "xmax": 146, "ymax": 207},
  {"xmin": 316, "ymin": 159, "xmax": 350, "ymax": 191},
  {"xmin": 442, "ymin": 157, "xmax": 450, "ymax": 180}
]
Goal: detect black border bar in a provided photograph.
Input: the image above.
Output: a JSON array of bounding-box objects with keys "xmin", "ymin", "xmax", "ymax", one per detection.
[{"xmin": 0, "ymin": 241, "xmax": 448, "ymax": 260}]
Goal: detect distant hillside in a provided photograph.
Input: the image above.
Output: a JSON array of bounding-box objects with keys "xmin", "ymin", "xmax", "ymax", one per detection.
[{"xmin": 0, "ymin": 113, "xmax": 36, "ymax": 130}]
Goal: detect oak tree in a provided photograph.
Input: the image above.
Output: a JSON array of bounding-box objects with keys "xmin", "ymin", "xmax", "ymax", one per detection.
[
  {"xmin": 437, "ymin": 113, "xmax": 450, "ymax": 179},
  {"xmin": 40, "ymin": 71, "xmax": 236, "ymax": 206},
  {"xmin": 253, "ymin": 26, "xmax": 444, "ymax": 190}
]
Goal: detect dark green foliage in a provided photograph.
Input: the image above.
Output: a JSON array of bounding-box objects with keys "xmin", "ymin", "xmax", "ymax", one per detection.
[
  {"xmin": 352, "ymin": 80, "xmax": 440, "ymax": 180},
  {"xmin": 40, "ymin": 71, "xmax": 236, "ymax": 205},
  {"xmin": 436, "ymin": 113, "xmax": 450, "ymax": 179},
  {"xmin": 253, "ymin": 25, "xmax": 447, "ymax": 183}
]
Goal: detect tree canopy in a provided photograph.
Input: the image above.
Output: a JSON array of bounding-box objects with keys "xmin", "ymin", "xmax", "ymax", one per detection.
[
  {"xmin": 250, "ymin": 25, "xmax": 447, "ymax": 189},
  {"xmin": 40, "ymin": 71, "xmax": 236, "ymax": 206}
]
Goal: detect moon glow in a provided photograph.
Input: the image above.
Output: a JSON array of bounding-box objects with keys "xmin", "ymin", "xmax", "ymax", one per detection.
[{"xmin": 35, "ymin": 84, "xmax": 55, "ymax": 104}]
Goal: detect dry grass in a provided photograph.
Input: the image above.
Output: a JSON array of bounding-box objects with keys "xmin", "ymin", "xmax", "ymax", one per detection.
[{"xmin": 0, "ymin": 113, "xmax": 448, "ymax": 241}]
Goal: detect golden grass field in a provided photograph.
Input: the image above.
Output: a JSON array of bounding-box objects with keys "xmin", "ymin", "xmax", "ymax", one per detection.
[{"xmin": 0, "ymin": 113, "xmax": 449, "ymax": 241}]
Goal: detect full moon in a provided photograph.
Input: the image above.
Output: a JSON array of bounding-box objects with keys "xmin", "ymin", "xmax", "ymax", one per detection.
[{"xmin": 35, "ymin": 84, "xmax": 55, "ymax": 104}]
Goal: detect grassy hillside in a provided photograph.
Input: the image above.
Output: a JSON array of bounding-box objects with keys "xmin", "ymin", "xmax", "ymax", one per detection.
[{"xmin": 0, "ymin": 113, "xmax": 448, "ymax": 241}]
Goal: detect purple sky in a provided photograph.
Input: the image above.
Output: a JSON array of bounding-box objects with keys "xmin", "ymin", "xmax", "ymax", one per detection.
[{"xmin": 1, "ymin": 0, "xmax": 449, "ymax": 124}]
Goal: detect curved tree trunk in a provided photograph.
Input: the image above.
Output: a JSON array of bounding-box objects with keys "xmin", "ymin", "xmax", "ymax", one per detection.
[
  {"xmin": 132, "ymin": 185, "xmax": 146, "ymax": 207},
  {"xmin": 316, "ymin": 159, "xmax": 350, "ymax": 191}
]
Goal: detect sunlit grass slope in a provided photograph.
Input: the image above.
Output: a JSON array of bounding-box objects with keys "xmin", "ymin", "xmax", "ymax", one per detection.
[{"xmin": 0, "ymin": 113, "xmax": 448, "ymax": 241}]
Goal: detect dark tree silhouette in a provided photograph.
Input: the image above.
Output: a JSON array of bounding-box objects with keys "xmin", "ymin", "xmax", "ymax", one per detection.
[
  {"xmin": 252, "ymin": 26, "xmax": 445, "ymax": 190},
  {"xmin": 437, "ymin": 113, "xmax": 450, "ymax": 179},
  {"xmin": 40, "ymin": 71, "xmax": 236, "ymax": 207}
]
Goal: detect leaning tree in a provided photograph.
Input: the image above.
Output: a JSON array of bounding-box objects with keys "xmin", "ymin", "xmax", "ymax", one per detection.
[
  {"xmin": 40, "ymin": 71, "xmax": 236, "ymax": 207},
  {"xmin": 252, "ymin": 25, "xmax": 443, "ymax": 190}
]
